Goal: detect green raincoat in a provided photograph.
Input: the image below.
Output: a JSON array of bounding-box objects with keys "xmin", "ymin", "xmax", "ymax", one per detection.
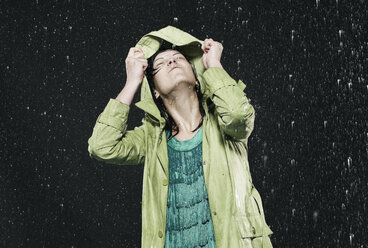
[{"xmin": 88, "ymin": 25, "xmax": 273, "ymax": 247}]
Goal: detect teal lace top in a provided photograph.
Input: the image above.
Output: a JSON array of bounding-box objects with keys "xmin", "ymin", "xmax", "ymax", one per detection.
[{"xmin": 164, "ymin": 126, "xmax": 216, "ymax": 248}]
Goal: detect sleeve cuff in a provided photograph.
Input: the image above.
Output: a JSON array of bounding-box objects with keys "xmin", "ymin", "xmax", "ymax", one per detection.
[
  {"xmin": 202, "ymin": 67, "xmax": 238, "ymax": 96},
  {"xmin": 96, "ymin": 98, "xmax": 130, "ymax": 132}
]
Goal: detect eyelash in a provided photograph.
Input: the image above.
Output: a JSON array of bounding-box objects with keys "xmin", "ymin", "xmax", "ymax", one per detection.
[{"xmin": 155, "ymin": 56, "xmax": 184, "ymax": 67}]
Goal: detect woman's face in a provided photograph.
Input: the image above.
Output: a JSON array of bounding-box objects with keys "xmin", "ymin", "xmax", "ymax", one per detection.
[{"xmin": 152, "ymin": 49, "xmax": 197, "ymax": 99}]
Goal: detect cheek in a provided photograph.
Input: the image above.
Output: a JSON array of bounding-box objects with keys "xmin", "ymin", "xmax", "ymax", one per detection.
[{"xmin": 153, "ymin": 76, "xmax": 167, "ymax": 91}]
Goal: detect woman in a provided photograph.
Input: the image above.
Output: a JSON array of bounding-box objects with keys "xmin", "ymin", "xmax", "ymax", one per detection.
[{"xmin": 88, "ymin": 25, "xmax": 273, "ymax": 248}]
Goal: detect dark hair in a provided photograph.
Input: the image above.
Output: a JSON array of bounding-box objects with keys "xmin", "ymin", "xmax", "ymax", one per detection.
[{"xmin": 145, "ymin": 42, "xmax": 206, "ymax": 141}]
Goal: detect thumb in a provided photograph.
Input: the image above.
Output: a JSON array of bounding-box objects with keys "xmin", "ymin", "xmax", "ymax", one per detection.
[{"xmin": 202, "ymin": 53, "xmax": 208, "ymax": 69}]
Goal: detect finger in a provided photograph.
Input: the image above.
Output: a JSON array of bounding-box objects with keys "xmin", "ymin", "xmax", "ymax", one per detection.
[
  {"xmin": 202, "ymin": 53, "xmax": 207, "ymax": 67},
  {"xmin": 204, "ymin": 40, "xmax": 212, "ymax": 50},
  {"xmin": 133, "ymin": 51, "xmax": 145, "ymax": 59},
  {"xmin": 201, "ymin": 42, "xmax": 205, "ymax": 52},
  {"xmin": 136, "ymin": 58, "xmax": 148, "ymax": 64},
  {"xmin": 128, "ymin": 47, "xmax": 142, "ymax": 57},
  {"xmin": 135, "ymin": 46, "xmax": 145, "ymax": 56}
]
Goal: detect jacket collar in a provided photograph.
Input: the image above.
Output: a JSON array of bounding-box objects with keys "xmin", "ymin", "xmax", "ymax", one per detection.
[{"xmin": 133, "ymin": 25, "xmax": 210, "ymax": 126}]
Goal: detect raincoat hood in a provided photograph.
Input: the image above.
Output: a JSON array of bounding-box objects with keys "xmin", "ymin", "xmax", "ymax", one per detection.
[{"xmin": 134, "ymin": 25, "xmax": 207, "ymax": 125}]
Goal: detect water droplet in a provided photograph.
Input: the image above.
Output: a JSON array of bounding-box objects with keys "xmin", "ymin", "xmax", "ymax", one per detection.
[
  {"xmin": 349, "ymin": 233, "xmax": 354, "ymax": 246},
  {"xmin": 291, "ymin": 159, "xmax": 295, "ymax": 166},
  {"xmin": 347, "ymin": 156, "xmax": 352, "ymax": 170},
  {"xmin": 348, "ymin": 80, "xmax": 352, "ymax": 91},
  {"xmin": 338, "ymin": 29, "xmax": 344, "ymax": 38},
  {"xmin": 313, "ymin": 210, "xmax": 319, "ymax": 223}
]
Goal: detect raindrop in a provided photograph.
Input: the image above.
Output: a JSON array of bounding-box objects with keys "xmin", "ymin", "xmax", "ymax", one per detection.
[
  {"xmin": 339, "ymin": 29, "xmax": 344, "ymax": 38},
  {"xmin": 348, "ymin": 80, "xmax": 352, "ymax": 91},
  {"xmin": 173, "ymin": 17, "xmax": 178, "ymax": 23},
  {"xmin": 324, "ymin": 120, "xmax": 327, "ymax": 128},
  {"xmin": 291, "ymin": 121, "xmax": 295, "ymax": 129},
  {"xmin": 292, "ymin": 208, "xmax": 296, "ymax": 217},
  {"xmin": 349, "ymin": 233, "xmax": 354, "ymax": 246},
  {"xmin": 263, "ymin": 141, "xmax": 267, "ymax": 148},
  {"xmin": 291, "ymin": 159, "xmax": 295, "ymax": 166},
  {"xmin": 237, "ymin": 59, "xmax": 241, "ymax": 66},
  {"xmin": 341, "ymin": 203, "xmax": 346, "ymax": 210},
  {"xmin": 263, "ymin": 155, "xmax": 268, "ymax": 166},
  {"xmin": 313, "ymin": 210, "xmax": 319, "ymax": 223},
  {"xmin": 347, "ymin": 156, "xmax": 352, "ymax": 170},
  {"xmin": 315, "ymin": 0, "xmax": 320, "ymax": 8},
  {"xmin": 337, "ymin": 78, "xmax": 341, "ymax": 86}
]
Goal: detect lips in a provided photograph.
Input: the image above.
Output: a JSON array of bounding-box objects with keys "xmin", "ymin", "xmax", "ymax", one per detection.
[{"xmin": 170, "ymin": 66, "xmax": 180, "ymax": 72}]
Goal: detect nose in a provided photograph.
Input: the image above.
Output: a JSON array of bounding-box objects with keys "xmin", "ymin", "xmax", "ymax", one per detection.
[{"xmin": 167, "ymin": 57, "xmax": 177, "ymax": 66}]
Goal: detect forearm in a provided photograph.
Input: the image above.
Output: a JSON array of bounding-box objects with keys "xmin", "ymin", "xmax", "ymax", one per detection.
[{"xmin": 115, "ymin": 81, "xmax": 140, "ymax": 106}]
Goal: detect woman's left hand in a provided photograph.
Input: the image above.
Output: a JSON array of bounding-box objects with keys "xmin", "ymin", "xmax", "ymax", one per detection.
[{"xmin": 201, "ymin": 38, "xmax": 224, "ymax": 70}]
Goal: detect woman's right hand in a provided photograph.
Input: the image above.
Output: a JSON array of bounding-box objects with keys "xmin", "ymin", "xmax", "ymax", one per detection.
[{"xmin": 125, "ymin": 47, "xmax": 148, "ymax": 87}]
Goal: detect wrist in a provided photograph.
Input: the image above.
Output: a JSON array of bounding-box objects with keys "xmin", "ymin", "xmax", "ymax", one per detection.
[{"xmin": 207, "ymin": 61, "xmax": 223, "ymax": 69}]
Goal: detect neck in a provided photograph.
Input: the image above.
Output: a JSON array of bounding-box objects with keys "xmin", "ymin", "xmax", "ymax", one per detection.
[{"xmin": 161, "ymin": 87, "xmax": 202, "ymax": 133}]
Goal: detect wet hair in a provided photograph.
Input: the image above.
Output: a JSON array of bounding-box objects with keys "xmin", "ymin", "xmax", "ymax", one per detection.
[{"xmin": 145, "ymin": 42, "xmax": 206, "ymax": 141}]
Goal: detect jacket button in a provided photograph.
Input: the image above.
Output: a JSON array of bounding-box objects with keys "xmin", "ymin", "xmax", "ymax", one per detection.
[
  {"xmin": 203, "ymin": 160, "xmax": 206, "ymax": 165},
  {"xmin": 158, "ymin": 230, "xmax": 163, "ymax": 238},
  {"xmin": 213, "ymin": 211, "xmax": 217, "ymax": 215},
  {"xmin": 163, "ymin": 179, "xmax": 168, "ymax": 186},
  {"xmin": 252, "ymin": 226, "xmax": 256, "ymax": 234}
]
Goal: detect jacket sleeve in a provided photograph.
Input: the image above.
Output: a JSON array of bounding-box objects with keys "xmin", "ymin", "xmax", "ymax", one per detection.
[
  {"xmin": 202, "ymin": 67, "xmax": 255, "ymax": 141},
  {"xmin": 87, "ymin": 98, "xmax": 146, "ymax": 165}
]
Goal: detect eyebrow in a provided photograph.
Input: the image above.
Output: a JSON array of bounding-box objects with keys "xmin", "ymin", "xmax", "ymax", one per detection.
[{"xmin": 153, "ymin": 52, "xmax": 181, "ymax": 64}]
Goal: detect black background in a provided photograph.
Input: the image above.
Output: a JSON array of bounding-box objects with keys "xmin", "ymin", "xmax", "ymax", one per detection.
[{"xmin": 1, "ymin": 0, "xmax": 367, "ymax": 247}]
